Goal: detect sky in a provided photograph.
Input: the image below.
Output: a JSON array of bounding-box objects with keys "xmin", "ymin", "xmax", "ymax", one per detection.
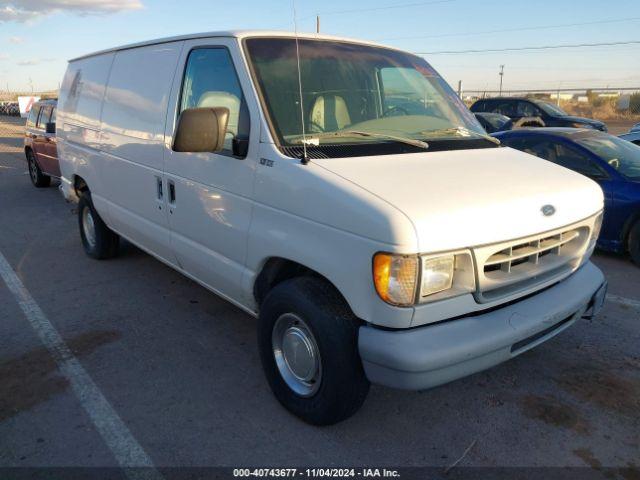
[{"xmin": 1, "ymin": 0, "xmax": 639, "ymax": 93}]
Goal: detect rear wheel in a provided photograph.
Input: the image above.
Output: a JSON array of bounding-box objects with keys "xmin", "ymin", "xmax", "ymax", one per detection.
[
  {"xmin": 78, "ymin": 192, "xmax": 119, "ymax": 259},
  {"xmin": 258, "ymin": 277, "xmax": 370, "ymax": 425},
  {"xmin": 628, "ymin": 221, "xmax": 640, "ymax": 266},
  {"xmin": 26, "ymin": 150, "xmax": 50, "ymax": 188}
]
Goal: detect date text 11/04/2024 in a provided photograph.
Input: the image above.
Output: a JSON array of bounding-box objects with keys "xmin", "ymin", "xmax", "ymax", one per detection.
[{"xmin": 233, "ymin": 469, "xmax": 400, "ymax": 477}]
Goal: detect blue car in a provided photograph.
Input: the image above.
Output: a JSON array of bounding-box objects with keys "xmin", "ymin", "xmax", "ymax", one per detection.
[{"xmin": 494, "ymin": 128, "xmax": 640, "ymax": 265}]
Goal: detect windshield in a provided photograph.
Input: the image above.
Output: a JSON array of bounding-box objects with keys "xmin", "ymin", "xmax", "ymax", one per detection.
[
  {"xmin": 576, "ymin": 135, "xmax": 640, "ymax": 179},
  {"xmin": 535, "ymin": 101, "xmax": 567, "ymax": 116},
  {"xmin": 244, "ymin": 38, "xmax": 485, "ymax": 148}
]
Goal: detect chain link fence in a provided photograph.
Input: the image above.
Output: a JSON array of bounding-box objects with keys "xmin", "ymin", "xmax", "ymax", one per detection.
[{"xmin": 0, "ymin": 114, "xmax": 26, "ymax": 155}]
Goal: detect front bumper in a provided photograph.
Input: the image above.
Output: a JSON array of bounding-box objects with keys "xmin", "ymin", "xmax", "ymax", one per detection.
[{"xmin": 358, "ymin": 261, "xmax": 606, "ymax": 390}]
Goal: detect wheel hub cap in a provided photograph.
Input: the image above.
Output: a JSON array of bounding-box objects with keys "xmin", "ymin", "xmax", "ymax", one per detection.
[
  {"xmin": 82, "ymin": 208, "xmax": 96, "ymax": 248},
  {"xmin": 272, "ymin": 313, "xmax": 321, "ymax": 397},
  {"xmin": 282, "ymin": 327, "xmax": 316, "ymax": 381}
]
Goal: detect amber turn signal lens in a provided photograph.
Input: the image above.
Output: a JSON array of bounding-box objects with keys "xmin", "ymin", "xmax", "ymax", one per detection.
[
  {"xmin": 373, "ymin": 253, "xmax": 392, "ymax": 302},
  {"xmin": 373, "ymin": 253, "xmax": 418, "ymax": 306}
]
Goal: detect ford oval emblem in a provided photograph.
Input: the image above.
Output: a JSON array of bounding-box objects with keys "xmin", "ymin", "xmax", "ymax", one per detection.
[{"xmin": 541, "ymin": 205, "xmax": 556, "ymax": 217}]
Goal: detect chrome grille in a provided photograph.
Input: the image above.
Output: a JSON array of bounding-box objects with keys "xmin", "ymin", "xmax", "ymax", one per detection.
[
  {"xmin": 473, "ymin": 217, "xmax": 594, "ymax": 303},
  {"xmin": 484, "ymin": 229, "xmax": 582, "ymax": 273}
]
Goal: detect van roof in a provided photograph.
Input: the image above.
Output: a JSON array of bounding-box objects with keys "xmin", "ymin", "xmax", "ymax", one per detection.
[{"xmin": 69, "ymin": 30, "xmax": 394, "ymax": 62}]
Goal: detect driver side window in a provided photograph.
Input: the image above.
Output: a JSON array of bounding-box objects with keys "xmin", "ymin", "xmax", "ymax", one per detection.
[{"xmin": 179, "ymin": 48, "xmax": 250, "ymax": 155}]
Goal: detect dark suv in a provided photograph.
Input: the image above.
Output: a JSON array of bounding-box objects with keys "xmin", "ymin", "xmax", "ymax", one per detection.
[
  {"xmin": 24, "ymin": 99, "xmax": 59, "ymax": 187},
  {"xmin": 470, "ymin": 97, "xmax": 607, "ymax": 132}
]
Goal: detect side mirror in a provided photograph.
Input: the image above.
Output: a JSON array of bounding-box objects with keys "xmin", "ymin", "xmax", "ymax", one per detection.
[
  {"xmin": 45, "ymin": 122, "xmax": 56, "ymax": 134},
  {"xmin": 173, "ymin": 107, "xmax": 229, "ymax": 153}
]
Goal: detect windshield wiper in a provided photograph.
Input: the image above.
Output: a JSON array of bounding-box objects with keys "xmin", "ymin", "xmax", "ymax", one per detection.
[
  {"xmin": 419, "ymin": 126, "xmax": 501, "ymax": 145},
  {"xmin": 293, "ymin": 130, "xmax": 429, "ymax": 150}
]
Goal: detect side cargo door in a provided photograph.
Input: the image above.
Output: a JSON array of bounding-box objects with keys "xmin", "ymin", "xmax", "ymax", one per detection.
[
  {"xmin": 98, "ymin": 42, "xmax": 184, "ymax": 266},
  {"xmin": 163, "ymin": 38, "xmax": 260, "ymax": 306}
]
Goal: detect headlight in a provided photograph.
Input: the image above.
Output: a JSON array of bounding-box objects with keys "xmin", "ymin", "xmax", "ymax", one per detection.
[
  {"xmin": 570, "ymin": 122, "xmax": 592, "ymax": 129},
  {"xmin": 419, "ymin": 251, "xmax": 476, "ymax": 302},
  {"xmin": 373, "ymin": 251, "xmax": 476, "ymax": 306},
  {"xmin": 421, "ymin": 255, "xmax": 454, "ymax": 296}
]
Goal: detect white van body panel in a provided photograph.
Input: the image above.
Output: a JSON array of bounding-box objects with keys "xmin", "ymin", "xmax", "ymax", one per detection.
[
  {"xmin": 98, "ymin": 42, "xmax": 184, "ymax": 265},
  {"xmin": 161, "ymin": 38, "xmax": 262, "ymax": 306},
  {"xmin": 244, "ymin": 141, "xmax": 419, "ymax": 326},
  {"xmin": 314, "ymin": 146, "xmax": 604, "ymax": 252},
  {"xmin": 57, "ymin": 52, "xmax": 115, "ymax": 223}
]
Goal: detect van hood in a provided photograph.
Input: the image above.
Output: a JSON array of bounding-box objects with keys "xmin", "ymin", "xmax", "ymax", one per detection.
[{"xmin": 313, "ymin": 147, "xmax": 603, "ymax": 252}]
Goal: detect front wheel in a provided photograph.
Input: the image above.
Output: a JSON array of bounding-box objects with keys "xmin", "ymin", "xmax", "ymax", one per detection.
[
  {"xmin": 258, "ymin": 277, "xmax": 370, "ymax": 425},
  {"xmin": 78, "ymin": 192, "xmax": 119, "ymax": 259},
  {"xmin": 628, "ymin": 221, "xmax": 640, "ymax": 266},
  {"xmin": 26, "ymin": 150, "xmax": 50, "ymax": 188}
]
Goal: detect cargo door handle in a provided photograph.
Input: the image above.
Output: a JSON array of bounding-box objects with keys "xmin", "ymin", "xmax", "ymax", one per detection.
[
  {"xmin": 156, "ymin": 176, "xmax": 163, "ymax": 200},
  {"xmin": 168, "ymin": 180, "xmax": 176, "ymax": 205}
]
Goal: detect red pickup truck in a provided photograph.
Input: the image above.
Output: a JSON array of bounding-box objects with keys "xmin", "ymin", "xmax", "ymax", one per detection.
[{"xmin": 24, "ymin": 99, "xmax": 59, "ymax": 187}]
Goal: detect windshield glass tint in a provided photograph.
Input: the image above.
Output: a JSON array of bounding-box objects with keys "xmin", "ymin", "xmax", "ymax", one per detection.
[
  {"xmin": 536, "ymin": 101, "xmax": 567, "ymax": 116},
  {"xmin": 576, "ymin": 135, "xmax": 640, "ymax": 179},
  {"xmin": 244, "ymin": 38, "xmax": 484, "ymax": 146}
]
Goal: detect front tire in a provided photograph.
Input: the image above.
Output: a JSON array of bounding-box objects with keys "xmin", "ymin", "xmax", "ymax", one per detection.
[
  {"xmin": 258, "ymin": 277, "xmax": 370, "ymax": 425},
  {"xmin": 78, "ymin": 192, "xmax": 119, "ymax": 259},
  {"xmin": 628, "ymin": 221, "xmax": 640, "ymax": 266},
  {"xmin": 26, "ymin": 150, "xmax": 50, "ymax": 188}
]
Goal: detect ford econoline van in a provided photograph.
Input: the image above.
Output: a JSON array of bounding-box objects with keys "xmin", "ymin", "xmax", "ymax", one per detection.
[{"xmin": 57, "ymin": 31, "xmax": 607, "ymax": 425}]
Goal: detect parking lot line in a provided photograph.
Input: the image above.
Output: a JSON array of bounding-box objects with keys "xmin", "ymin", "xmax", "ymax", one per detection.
[
  {"xmin": 0, "ymin": 250, "xmax": 163, "ymax": 479},
  {"xmin": 606, "ymin": 294, "xmax": 640, "ymax": 310}
]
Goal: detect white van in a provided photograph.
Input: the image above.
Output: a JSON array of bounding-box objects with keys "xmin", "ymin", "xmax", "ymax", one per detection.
[{"xmin": 57, "ymin": 31, "xmax": 607, "ymax": 425}]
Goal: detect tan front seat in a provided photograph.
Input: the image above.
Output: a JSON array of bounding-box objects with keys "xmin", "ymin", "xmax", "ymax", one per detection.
[
  {"xmin": 197, "ymin": 91, "xmax": 240, "ymax": 136},
  {"xmin": 310, "ymin": 95, "xmax": 351, "ymax": 132}
]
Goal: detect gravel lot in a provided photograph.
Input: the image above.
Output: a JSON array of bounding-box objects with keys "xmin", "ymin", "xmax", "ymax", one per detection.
[{"xmin": 0, "ymin": 116, "xmax": 638, "ymax": 478}]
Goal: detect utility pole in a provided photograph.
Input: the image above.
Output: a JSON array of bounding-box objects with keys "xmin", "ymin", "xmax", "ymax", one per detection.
[
  {"xmin": 457, "ymin": 80, "xmax": 462, "ymax": 98},
  {"xmin": 316, "ymin": 15, "xmax": 320, "ymax": 33},
  {"xmin": 498, "ymin": 65, "xmax": 504, "ymax": 95}
]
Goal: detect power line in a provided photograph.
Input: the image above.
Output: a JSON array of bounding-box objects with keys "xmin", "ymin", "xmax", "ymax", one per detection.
[
  {"xmin": 304, "ymin": 0, "xmax": 454, "ymax": 18},
  {"xmin": 376, "ymin": 16, "xmax": 640, "ymax": 41},
  {"xmin": 461, "ymin": 86, "xmax": 640, "ymax": 93},
  {"xmin": 416, "ymin": 40, "xmax": 640, "ymax": 55}
]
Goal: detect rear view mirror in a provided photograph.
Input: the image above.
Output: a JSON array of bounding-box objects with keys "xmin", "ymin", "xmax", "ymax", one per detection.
[
  {"xmin": 173, "ymin": 107, "xmax": 229, "ymax": 153},
  {"xmin": 45, "ymin": 122, "xmax": 56, "ymax": 134}
]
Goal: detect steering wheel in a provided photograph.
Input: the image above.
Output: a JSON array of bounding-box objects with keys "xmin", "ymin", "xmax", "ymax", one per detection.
[{"xmin": 383, "ymin": 106, "xmax": 410, "ymax": 117}]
